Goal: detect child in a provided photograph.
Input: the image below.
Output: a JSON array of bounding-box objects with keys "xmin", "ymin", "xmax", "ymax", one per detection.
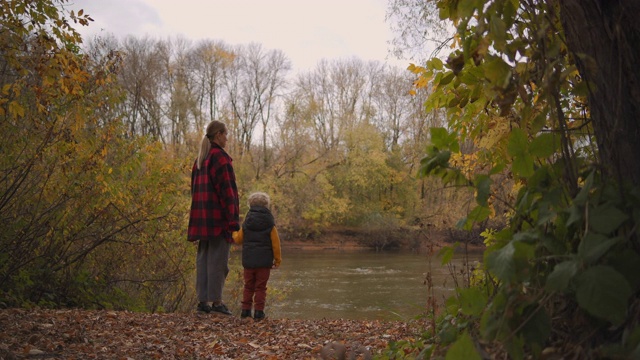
[{"xmin": 233, "ymin": 192, "xmax": 282, "ymax": 320}]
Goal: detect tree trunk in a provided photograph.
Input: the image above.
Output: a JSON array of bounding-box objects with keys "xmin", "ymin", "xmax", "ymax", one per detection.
[{"xmin": 559, "ymin": 0, "xmax": 640, "ymax": 186}]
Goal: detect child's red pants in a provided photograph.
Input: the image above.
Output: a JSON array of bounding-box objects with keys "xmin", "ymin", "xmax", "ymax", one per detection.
[{"xmin": 242, "ymin": 267, "xmax": 271, "ymax": 311}]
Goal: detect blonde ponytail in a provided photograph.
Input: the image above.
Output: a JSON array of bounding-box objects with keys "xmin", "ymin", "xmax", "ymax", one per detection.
[{"xmin": 196, "ymin": 120, "xmax": 226, "ymax": 170}]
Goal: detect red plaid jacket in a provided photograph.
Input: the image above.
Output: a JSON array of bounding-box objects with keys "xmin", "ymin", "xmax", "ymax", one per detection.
[{"xmin": 187, "ymin": 144, "xmax": 239, "ymax": 243}]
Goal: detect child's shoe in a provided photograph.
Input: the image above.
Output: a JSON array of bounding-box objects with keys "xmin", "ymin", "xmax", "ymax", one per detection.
[
  {"xmin": 240, "ymin": 309, "xmax": 252, "ymax": 318},
  {"xmin": 253, "ymin": 310, "xmax": 265, "ymax": 321}
]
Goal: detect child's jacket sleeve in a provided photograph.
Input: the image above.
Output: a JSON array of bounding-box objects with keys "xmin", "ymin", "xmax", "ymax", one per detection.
[
  {"xmin": 232, "ymin": 229, "xmax": 244, "ymax": 244},
  {"xmin": 271, "ymin": 226, "xmax": 282, "ymax": 267}
]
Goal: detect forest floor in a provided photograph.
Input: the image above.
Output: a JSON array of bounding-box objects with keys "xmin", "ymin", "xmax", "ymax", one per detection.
[{"xmin": 0, "ymin": 307, "xmax": 429, "ymax": 359}]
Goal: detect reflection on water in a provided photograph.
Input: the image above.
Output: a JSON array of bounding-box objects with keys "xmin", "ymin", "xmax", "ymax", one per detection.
[{"xmin": 239, "ymin": 250, "xmax": 482, "ymax": 321}]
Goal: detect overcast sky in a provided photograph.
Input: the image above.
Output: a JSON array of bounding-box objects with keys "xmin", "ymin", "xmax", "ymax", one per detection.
[{"xmin": 66, "ymin": 0, "xmax": 410, "ymax": 72}]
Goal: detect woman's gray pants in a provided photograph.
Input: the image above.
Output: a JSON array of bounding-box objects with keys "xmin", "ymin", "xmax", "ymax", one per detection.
[{"xmin": 196, "ymin": 237, "xmax": 230, "ymax": 303}]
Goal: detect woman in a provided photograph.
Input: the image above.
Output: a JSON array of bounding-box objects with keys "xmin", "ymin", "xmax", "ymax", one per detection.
[{"xmin": 188, "ymin": 120, "xmax": 239, "ymax": 315}]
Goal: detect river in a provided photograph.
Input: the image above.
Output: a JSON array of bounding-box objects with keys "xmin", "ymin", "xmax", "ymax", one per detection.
[{"xmin": 229, "ymin": 249, "xmax": 482, "ymax": 321}]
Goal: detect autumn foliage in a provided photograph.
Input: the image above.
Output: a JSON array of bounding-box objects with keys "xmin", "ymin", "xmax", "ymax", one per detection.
[{"xmin": 1, "ymin": 0, "xmax": 193, "ymax": 311}]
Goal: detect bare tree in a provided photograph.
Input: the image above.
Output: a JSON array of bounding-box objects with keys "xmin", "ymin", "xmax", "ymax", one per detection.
[
  {"xmin": 371, "ymin": 65, "xmax": 414, "ymax": 150},
  {"xmin": 224, "ymin": 43, "xmax": 290, "ymax": 168},
  {"xmin": 190, "ymin": 39, "xmax": 235, "ymax": 132},
  {"xmin": 294, "ymin": 58, "xmax": 369, "ymax": 153},
  {"xmin": 254, "ymin": 47, "xmax": 291, "ymax": 172},
  {"xmin": 117, "ymin": 36, "xmax": 165, "ymax": 140},
  {"xmin": 160, "ymin": 36, "xmax": 197, "ymax": 145}
]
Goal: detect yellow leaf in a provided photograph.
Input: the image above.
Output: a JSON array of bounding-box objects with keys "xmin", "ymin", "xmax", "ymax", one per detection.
[
  {"xmin": 8, "ymin": 101, "xmax": 25, "ymax": 117},
  {"xmin": 414, "ymin": 76, "xmax": 429, "ymax": 89}
]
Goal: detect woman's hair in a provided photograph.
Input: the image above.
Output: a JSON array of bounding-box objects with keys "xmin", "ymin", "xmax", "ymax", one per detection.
[
  {"xmin": 197, "ymin": 121, "xmax": 226, "ymax": 170},
  {"xmin": 248, "ymin": 192, "xmax": 270, "ymax": 208}
]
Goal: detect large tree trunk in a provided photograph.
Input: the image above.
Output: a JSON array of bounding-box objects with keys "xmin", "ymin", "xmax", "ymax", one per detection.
[{"xmin": 559, "ymin": 0, "xmax": 640, "ymax": 186}]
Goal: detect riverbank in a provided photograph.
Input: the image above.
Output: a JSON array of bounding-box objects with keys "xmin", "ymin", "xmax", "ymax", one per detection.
[{"xmin": 280, "ymin": 226, "xmax": 486, "ymax": 253}]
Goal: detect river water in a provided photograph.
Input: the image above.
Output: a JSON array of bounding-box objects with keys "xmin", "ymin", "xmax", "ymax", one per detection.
[{"xmin": 230, "ymin": 249, "xmax": 482, "ymax": 321}]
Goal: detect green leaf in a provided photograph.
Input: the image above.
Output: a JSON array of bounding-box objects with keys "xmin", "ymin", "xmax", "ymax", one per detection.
[
  {"xmin": 545, "ymin": 260, "xmax": 579, "ymax": 293},
  {"xmin": 530, "ymin": 133, "xmax": 559, "ymax": 158},
  {"xmin": 445, "ymin": 332, "xmax": 482, "ymax": 360},
  {"xmin": 440, "ymin": 72, "xmax": 455, "ymax": 86},
  {"xmin": 445, "ymin": 295, "xmax": 460, "ymax": 316},
  {"xmin": 430, "ymin": 127, "xmax": 459, "ymax": 152},
  {"xmin": 512, "ymin": 153, "xmax": 534, "ymax": 178},
  {"xmin": 486, "ymin": 241, "xmax": 534, "ymax": 282},
  {"xmin": 429, "ymin": 57, "xmax": 444, "ymax": 71},
  {"xmin": 512, "ymin": 230, "xmax": 539, "ymax": 243},
  {"xmin": 489, "ymin": 163, "xmax": 505, "ymax": 175},
  {"xmin": 457, "ymin": 0, "xmax": 478, "ymax": 18},
  {"xmin": 574, "ymin": 172, "xmax": 594, "ymax": 206},
  {"xmin": 484, "ymin": 57, "xmax": 511, "ymax": 89},
  {"xmin": 566, "ymin": 204, "xmax": 583, "ymax": 228},
  {"xmin": 486, "ymin": 242, "xmax": 515, "ymax": 282},
  {"xmin": 575, "ymin": 266, "xmax": 632, "ymax": 325},
  {"xmin": 536, "ymin": 199, "xmax": 557, "ymax": 225},
  {"xmin": 507, "ymin": 128, "xmax": 534, "ymax": 178},
  {"xmin": 439, "ymin": 245, "xmax": 457, "ymax": 265},
  {"xmin": 463, "ymin": 205, "xmax": 491, "ymax": 230},
  {"xmin": 489, "ymin": 14, "xmax": 507, "ymax": 50},
  {"xmin": 460, "ymin": 65, "xmax": 483, "ymax": 85},
  {"xmin": 608, "ymin": 250, "xmax": 640, "ymax": 291},
  {"xmin": 589, "ymin": 203, "xmax": 628, "ymax": 234},
  {"xmin": 457, "ymin": 287, "xmax": 488, "ymax": 316},
  {"xmin": 542, "ymin": 233, "xmax": 567, "ymax": 255},
  {"xmin": 430, "ymin": 127, "xmax": 450, "ymax": 148},
  {"xmin": 578, "ymin": 233, "xmax": 622, "ymax": 265},
  {"xmin": 419, "ymin": 150, "xmax": 451, "ymax": 176},
  {"xmin": 519, "ymin": 304, "xmax": 551, "ymax": 349},
  {"xmin": 474, "ymin": 174, "xmax": 491, "ymax": 206}
]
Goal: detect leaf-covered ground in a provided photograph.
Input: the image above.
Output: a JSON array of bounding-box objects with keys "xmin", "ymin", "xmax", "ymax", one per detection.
[{"xmin": 0, "ymin": 308, "xmax": 428, "ymax": 359}]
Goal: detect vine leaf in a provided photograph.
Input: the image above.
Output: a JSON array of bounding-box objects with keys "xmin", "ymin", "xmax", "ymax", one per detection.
[
  {"xmin": 460, "ymin": 205, "xmax": 491, "ymax": 231},
  {"xmin": 445, "ymin": 331, "xmax": 482, "ymax": 360},
  {"xmin": 439, "ymin": 244, "xmax": 457, "ymax": 265},
  {"xmin": 484, "ymin": 57, "xmax": 511, "ymax": 89},
  {"xmin": 507, "ymin": 128, "xmax": 534, "ymax": 177},
  {"xmin": 529, "ymin": 133, "xmax": 560, "ymax": 158},
  {"xmin": 474, "ymin": 174, "xmax": 491, "ymax": 206},
  {"xmin": 486, "ymin": 242, "xmax": 515, "ymax": 282},
  {"xmin": 545, "ymin": 260, "xmax": 579, "ymax": 293},
  {"xmin": 577, "ymin": 234, "xmax": 622, "ymax": 265},
  {"xmin": 589, "ymin": 203, "xmax": 628, "ymax": 234},
  {"xmin": 576, "ymin": 266, "xmax": 632, "ymax": 326},
  {"xmin": 457, "ymin": 287, "xmax": 488, "ymax": 317},
  {"xmin": 519, "ymin": 304, "xmax": 551, "ymax": 351}
]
